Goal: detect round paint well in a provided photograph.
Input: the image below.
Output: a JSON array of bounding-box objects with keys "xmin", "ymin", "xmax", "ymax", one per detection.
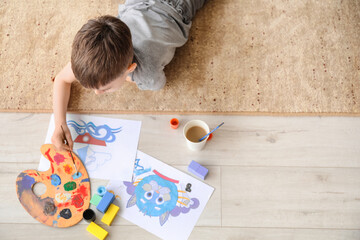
[{"xmin": 83, "ymin": 209, "xmax": 96, "ymax": 222}]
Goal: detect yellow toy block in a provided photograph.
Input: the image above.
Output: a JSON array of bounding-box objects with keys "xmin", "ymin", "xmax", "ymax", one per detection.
[
  {"xmin": 86, "ymin": 222, "xmax": 108, "ymax": 240},
  {"xmin": 101, "ymin": 203, "xmax": 120, "ymax": 226}
]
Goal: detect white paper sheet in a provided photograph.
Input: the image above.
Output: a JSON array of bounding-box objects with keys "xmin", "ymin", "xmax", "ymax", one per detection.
[
  {"xmin": 107, "ymin": 151, "xmax": 214, "ymax": 240},
  {"xmin": 39, "ymin": 114, "xmax": 141, "ymax": 181}
]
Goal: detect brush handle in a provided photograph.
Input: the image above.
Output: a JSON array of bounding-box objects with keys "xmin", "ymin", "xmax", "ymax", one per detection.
[{"xmin": 198, "ymin": 122, "xmax": 224, "ymax": 142}]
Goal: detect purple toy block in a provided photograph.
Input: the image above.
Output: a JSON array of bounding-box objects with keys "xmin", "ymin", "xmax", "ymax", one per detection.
[
  {"xmin": 196, "ymin": 166, "xmax": 209, "ymax": 180},
  {"xmin": 188, "ymin": 160, "xmax": 200, "ymax": 172},
  {"xmin": 188, "ymin": 168, "xmax": 197, "ymax": 176},
  {"xmin": 188, "ymin": 160, "xmax": 208, "ymax": 180}
]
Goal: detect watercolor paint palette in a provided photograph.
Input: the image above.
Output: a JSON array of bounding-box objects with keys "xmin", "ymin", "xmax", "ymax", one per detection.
[{"xmin": 16, "ymin": 144, "xmax": 90, "ymax": 227}]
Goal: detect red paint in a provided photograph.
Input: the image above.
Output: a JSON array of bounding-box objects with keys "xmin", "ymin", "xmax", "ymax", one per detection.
[
  {"xmin": 153, "ymin": 170, "xmax": 179, "ymax": 184},
  {"xmin": 77, "ymin": 208, "xmax": 83, "ymax": 212},
  {"xmin": 71, "ymin": 194, "xmax": 84, "ymax": 208},
  {"xmin": 47, "ymin": 176, "xmax": 50, "ymax": 180},
  {"xmin": 54, "ymin": 153, "xmax": 65, "ymax": 165},
  {"xmin": 45, "ymin": 148, "xmax": 55, "ymax": 174},
  {"xmin": 74, "ymin": 185, "xmax": 88, "ymax": 198},
  {"xmin": 57, "ymin": 202, "xmax": 71, "ymax": 208},
  {"xmin": 74, "ymin": 133, "xmax": 106, "ymax": 146}
]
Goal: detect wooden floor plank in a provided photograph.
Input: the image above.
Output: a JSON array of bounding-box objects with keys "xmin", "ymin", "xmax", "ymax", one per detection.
[
  {"xmin": 1, "ymin": 224, "xmax": 359, "ymax": 240},
  {"xmin": 1, "ymin": 113, "xmax": 359, "ymax": 167},
  {"xmin": 222, "ymin": 166, "xmax": 360, "ymax": 229}
]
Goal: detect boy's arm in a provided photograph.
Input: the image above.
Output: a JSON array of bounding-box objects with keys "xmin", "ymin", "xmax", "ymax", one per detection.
[{"xmin": 52, "ymin": 62, "xmax": 76, "ymax": 151}]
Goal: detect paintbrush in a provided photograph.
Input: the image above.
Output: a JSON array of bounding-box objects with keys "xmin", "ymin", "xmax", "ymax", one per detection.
[
  {"xmin": 198, "ymin": 122, "xmax": 224, "ymax": 142},
  {"xmin": 61, "ymin": 125, "xmax": 78, "ymax": 174}
]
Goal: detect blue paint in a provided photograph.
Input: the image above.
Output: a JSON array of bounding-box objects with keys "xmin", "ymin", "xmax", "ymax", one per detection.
[
  {"xmin": 19, "ymin": 174, "xmax": 36, "ymax": 189},
  {"xmin": 126, "ymin": 174, "xmax": 179, "ymax": 226},
  {"xmin": 134, "ymin": 158, "xmax": 151, "ymax": 176},
  {"xmin": 72, "ymin": 172, "xmax": 82, "ymax": 179},
  {"xmin": 50, "ymin": 174, "xmax": 61, "ymax": 186},
  {"xmin": 133, "ymin": 175, "xmax": 178, "ymax": 217},
  {"xmin": 81, "ymin": 178, "xmax": 90, "ymax": 183},
  {"xmin": 16, "ymin": 173, "xmax": 36, "ymax": 199},
  {"xmin": 67, "ymin": 120, "xmax": 122, "ymax": 143},
  {"xmin": 77, "ymin": 146, "xmax": 89, "ymax": 163},
  {"xmin": 134, "ymin": 167, "xmax": 151, "ymax": 177}
]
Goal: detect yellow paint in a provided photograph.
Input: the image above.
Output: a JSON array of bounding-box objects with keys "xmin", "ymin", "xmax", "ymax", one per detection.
[
  {"xmin": 55, "ymin": 192, "xmax": 71, "ymax": 203},
  {"xmin": 101, "ymin": 204, "xmax": 119, "ymax": 226},
  {"xmin": 107, "ymin": 190, "xmax": 121, "ymax": 200},
  {"xmin": 178, "ymin": 196, "xmax": 190, "ymax": 201},
  {"xmin": 86, "ymin": 222, "xmax": 108, "ymax": 240},
  {"xmin": 177, "ymin": 201, "xmax": 187, "ymax": 206},
  {"xmin": 133, "ymin": 178, "xmax": 143, "ymax": 186}
]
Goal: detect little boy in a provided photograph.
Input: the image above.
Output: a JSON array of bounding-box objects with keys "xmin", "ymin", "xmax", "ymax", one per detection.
[{"xmin": 52, "ymin": 0, "xmax": 207, "ymax": 151}]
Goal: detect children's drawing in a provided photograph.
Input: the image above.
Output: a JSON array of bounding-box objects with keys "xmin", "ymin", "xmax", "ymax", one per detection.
[
  {"xmin": 134, "ymin": 158, "xmax": 151, "ymax": 176},
  {"xmin": 68, "ymin": 120, "xmax": 122, "ymax": 145},
  {"xmin": 39, "ymin": 114, "xmax": 141, "ymax": 181},
  {"xmin": 67, "ymin": 120, "xmax": 118, "ymax": 173},
  {"xmin": 76, "ymin": 146, "xmax": 112, "ymax": 172},
  {"xmin": 125, "ymin": 169, "xmax": 200, "ymax": 226},
  {"xmin": 107, "ymin": 151, "xmax": 214, "ymax": 240}
]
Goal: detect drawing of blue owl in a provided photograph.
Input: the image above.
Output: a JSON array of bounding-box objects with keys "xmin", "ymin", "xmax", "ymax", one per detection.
[
  {"xmin": 126, "ymin": 174, "xmax": 178, "ymax": 226},
  {"xmin": 124, "ymin": 166, "xmax": 201, "ymax": 227}
]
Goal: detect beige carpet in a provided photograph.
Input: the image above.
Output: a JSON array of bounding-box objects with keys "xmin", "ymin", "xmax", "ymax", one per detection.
[{"xmin": 1, "ymin": 0, "xmax": 360, "ymax": 115}]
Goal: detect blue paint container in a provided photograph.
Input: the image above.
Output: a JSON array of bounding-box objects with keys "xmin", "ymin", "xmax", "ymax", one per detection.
[{"xmin": 97, "ymin": 186, "xmax": 106, "ymax": 196}]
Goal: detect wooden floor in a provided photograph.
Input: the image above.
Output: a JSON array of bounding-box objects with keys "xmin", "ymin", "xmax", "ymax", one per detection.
[{"xmin": 1, "ymin": 113, "xmax": 360, "ymax": 240}]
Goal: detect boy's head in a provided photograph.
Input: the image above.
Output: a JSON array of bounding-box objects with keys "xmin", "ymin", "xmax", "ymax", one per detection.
[{"xmin": 71, "ymin": 15, "xmax": 136, "ymax": 94}]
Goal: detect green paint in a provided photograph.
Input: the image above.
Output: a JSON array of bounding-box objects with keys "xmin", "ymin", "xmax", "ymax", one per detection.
[{"xmin": 64, "ymin": 181, "xmax": 76, "ymax": 191}]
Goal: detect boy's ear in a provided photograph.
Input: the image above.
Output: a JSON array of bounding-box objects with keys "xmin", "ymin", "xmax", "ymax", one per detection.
[{"xmin": 128, "ymin": 63, "xmax": 137, "ymax": 73}]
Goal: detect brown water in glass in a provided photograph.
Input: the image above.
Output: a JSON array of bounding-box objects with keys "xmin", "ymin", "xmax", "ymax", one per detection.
[{"xmin": 186, "ymin": 126, "xmax": 207, "ymax": 142}]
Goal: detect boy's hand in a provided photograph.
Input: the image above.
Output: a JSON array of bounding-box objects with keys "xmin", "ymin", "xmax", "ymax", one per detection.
[{"xmin": 51, "ymin": 124, "xmax": 73, "ymax": 152}]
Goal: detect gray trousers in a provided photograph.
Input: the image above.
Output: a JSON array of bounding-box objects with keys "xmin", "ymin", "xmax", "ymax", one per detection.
[
  {"xmin": 120, "ymin": 0, "xmax": 207, "ymax": 90},
  {"xmin": 159, "ymin": 0, "xmax": 207, "ymax": 24}
]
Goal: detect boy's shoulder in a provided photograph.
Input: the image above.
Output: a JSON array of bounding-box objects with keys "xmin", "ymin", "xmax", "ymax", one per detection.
[{"xmin": 132, "ymin": 51, "xmax": 166, "ymax": 91}]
